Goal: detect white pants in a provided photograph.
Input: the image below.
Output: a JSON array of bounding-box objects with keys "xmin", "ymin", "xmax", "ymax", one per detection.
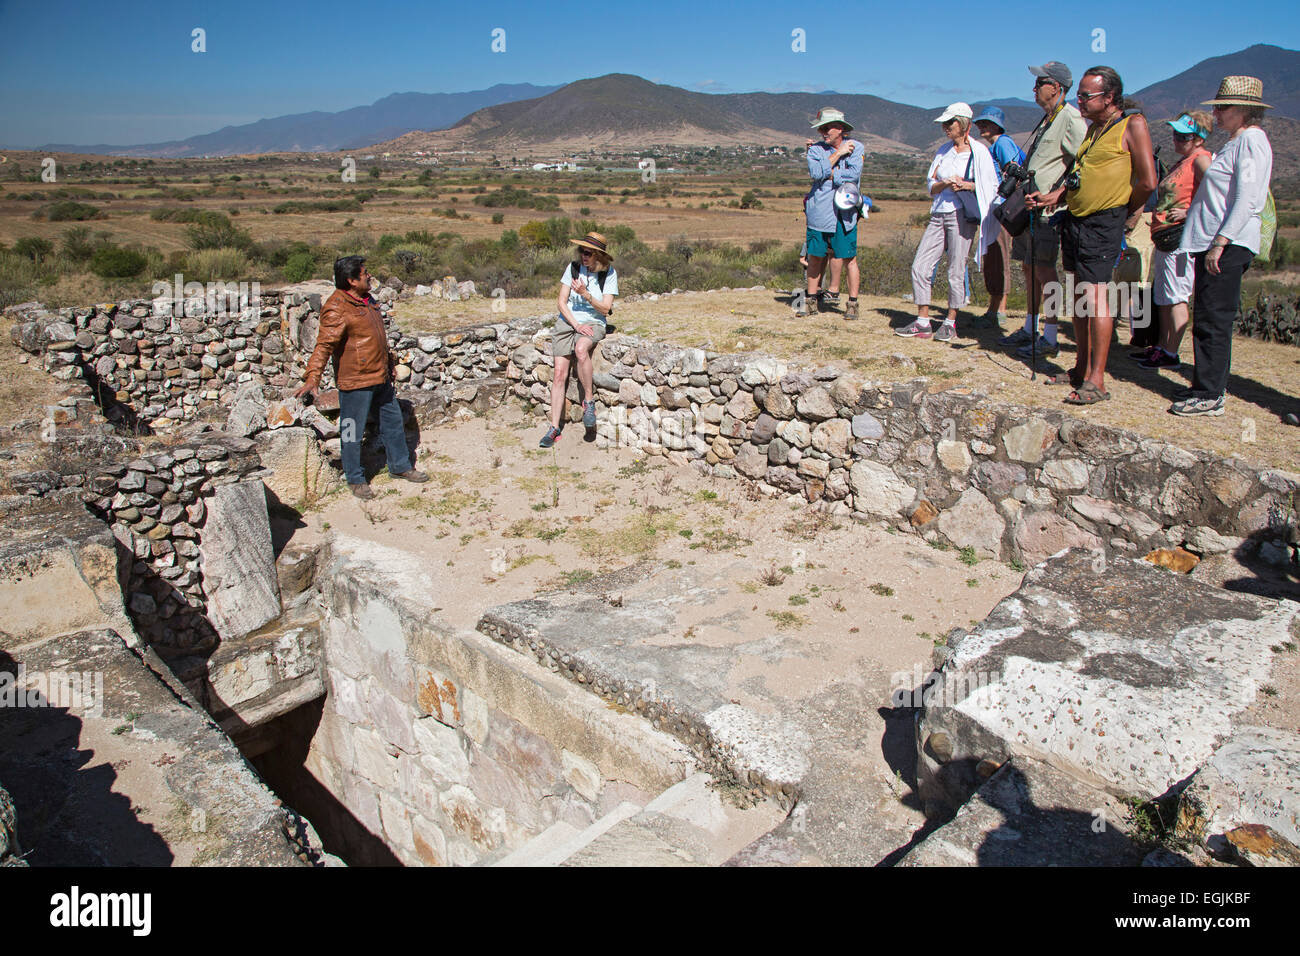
[{"xmin": 911, "ymin": 211, "xmax": 977, "ymax": 309}]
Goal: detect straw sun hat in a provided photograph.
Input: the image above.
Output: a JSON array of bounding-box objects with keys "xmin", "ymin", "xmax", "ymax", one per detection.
[{"xmin": 1202, "ymin": 76, "xmax": 1272, "ymax": 109}]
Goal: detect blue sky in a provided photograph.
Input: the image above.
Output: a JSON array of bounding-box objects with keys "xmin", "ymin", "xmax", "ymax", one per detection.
[{"xmin": 0, "ymin": 0, "xmax": 1296, "ymax": 146}]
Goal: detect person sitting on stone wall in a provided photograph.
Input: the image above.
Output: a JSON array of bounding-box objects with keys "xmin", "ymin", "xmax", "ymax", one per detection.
[{"xmin": 539, "ymin": 233, "xmax": 618, "ymax": 448}]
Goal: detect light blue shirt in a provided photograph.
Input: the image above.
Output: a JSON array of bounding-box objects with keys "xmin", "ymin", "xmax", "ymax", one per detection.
[
  {"xmin": 805, "ymin": 140, "xmax": 864, "ymax": 232},
  {"xmin": 990, "ymin": 133, "xmax": 1026, "ymax": 182},
  {"xmin": 560, "ymin": 264, "xmax": 618, "ymax": 326}
]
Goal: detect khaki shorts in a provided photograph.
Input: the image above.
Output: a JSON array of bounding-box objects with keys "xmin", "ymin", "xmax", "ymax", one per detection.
[
  {"xmin": 1011, "ymin": 213, "xmax": 1061, "ymax": 265},
  {"xmin": 551, "ymin": 318, "xmax": 606, "ymax": 357}
]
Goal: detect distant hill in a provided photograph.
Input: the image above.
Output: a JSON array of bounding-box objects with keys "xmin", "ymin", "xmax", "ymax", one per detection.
[
  {"xmin": 379, "ymin": 74, "xmax": 925, "ymax": 157},
  {"xmin": 721, "ymin": 92, "xmax": 1042, "ymax": 148},
  {"xmin": 1132, "ymin": 44, "xmax": 1300, "ymax": 121},
  {"xmin": 32, "ymin": 83, "xmax": 561, "ymax": 158}
]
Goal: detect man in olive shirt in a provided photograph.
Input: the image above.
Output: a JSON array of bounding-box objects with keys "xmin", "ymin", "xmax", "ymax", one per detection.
[{"xmin": 1000, "ymin": 61, "xmax": 1086, "ymax": 359}]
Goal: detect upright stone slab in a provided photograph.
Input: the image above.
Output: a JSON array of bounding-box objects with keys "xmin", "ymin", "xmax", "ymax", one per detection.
[
  {"xmin": 201, "ymin": 481, "xmax": 281, "ymax": 641},
  {"xmin": 917, "ymin": 549, "xmax": 1300, "ymax": 818}
]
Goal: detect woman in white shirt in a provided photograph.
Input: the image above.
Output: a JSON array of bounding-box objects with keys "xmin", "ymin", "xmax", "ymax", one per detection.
[
  {"xmin": 898, "ymin": 103, "xmax": 999, "ymax": 343},
  {"xmin": 1170, "ymin": 77, "xmax": 1273, "ymax": 417},
  {"xmin": 540, "ymin": 233, "xmax": 618, "ymax": 447}
]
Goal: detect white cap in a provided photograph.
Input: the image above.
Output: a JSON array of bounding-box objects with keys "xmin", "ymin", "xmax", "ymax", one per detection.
[{"xmin": 935, "ymin": 102, "xmax": 973, "ymax": 124}]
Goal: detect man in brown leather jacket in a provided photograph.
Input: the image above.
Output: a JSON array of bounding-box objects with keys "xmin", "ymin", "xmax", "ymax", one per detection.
[{"xmin": 294, "ymin": 255, "xmax": 427, "ymax": 498}]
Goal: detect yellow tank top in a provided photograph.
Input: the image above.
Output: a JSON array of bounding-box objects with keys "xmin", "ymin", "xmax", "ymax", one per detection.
[{"xmin": 1067, "ymin": 114, "xmax": 1132, "ymax": 218}]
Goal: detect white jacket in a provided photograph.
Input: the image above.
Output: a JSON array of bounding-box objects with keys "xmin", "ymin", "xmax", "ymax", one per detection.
[{"xmin": 927, "ymin": 139, "xmax": 1001, "ymax": 261}]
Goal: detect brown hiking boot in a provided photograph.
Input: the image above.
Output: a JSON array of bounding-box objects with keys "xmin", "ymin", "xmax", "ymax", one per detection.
[
  {"xmin": 350, "ymin": 483, "xmax": 375, "ymax": 500},
  {"xmin": 393, "ymin": 468, "xmax": 429, "ymax": 483},
  {"xmin": 844, "ymin": 298, "xmax": 859, "ymax": 320}
]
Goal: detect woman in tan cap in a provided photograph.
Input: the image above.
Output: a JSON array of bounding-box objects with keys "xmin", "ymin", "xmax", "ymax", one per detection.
[
  {"xmin": 1170, "ymin": 77, "xmax": 1273, "ymax": 417},
  {"xmin": 540, "ymin": 232, "xmax": 618, "ymax": 447}
]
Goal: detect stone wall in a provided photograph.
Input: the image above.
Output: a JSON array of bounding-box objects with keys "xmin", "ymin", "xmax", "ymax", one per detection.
[
  {"xmin": 307, "ymin": 536, "xmax": 690, "ymax": 866},
  {"xmin": 501, "ymin": 335, "xmax": 1300, "ymax": 567}
]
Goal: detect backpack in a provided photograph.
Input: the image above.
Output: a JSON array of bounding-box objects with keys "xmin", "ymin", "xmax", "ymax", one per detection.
[
  {"xmin": 1257, "ymin": 190, "xmax": 1277, "ymax": 264},
  {"xmin": 569, "ymin": 261, "xmax": 613, "ymax": 315}
]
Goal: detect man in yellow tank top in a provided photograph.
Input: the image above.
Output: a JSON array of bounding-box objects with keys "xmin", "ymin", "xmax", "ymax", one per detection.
[{"xmin": 1028, "ymin": 66, "xmax": 1157, "ymax": 404}]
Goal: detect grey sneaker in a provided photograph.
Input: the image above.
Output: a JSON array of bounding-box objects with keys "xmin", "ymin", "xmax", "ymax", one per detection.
[
  {"xmin": 999, "ymin": 327, "xmax": 1034, "ymax": 347},
  {"xmin": 1017, "ymin": 335, "xmax": 1059, "ymax": 358},
  {"xmin": 895, "ymin": 320, "xmax": 933, "ymax": 339},
  {"xmin": 820, "ymin": 291, "xmax": 841, "ymax": 313},
  {"xmin": 1169, "ymin": 395, "xmax": 1225, "ymax": 417},
  {"xmin": 933, "ymin": 322, "xmax": 957, "ymax": 342},
  {"xmin": 583, "ymin": 401, "xmax": 597, "ymax": 429},
  {"xmin": 539, "ymin": 425, "xmax": 561, "ymax": 448}
]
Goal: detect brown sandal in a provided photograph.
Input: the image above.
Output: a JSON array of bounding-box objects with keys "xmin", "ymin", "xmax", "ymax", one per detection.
[
  {"xmin": 1063, "ymin": 382, "xmax": 1110, "ymax": 405},
  {"xmin": 1046, "ymin": 368, "xmax": 1084, "ymax": 388}
]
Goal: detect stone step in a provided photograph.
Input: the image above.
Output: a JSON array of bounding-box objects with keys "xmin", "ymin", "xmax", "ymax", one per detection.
[
  {"xmin": 490, "ymin": 801, "xmax": 644, "ymax": 867},
  {"xmin": 490, "ymin": 821, "xmax": 583, "ymax": 867},
  {"xmin": 563, "ymin": 772, "xmax": 788, "ymax": 867}
]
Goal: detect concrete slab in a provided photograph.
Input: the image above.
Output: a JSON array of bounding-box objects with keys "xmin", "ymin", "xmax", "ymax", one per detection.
[
  {"xmin": 917, "ymin": 549, "xmax": 1300, "ymax": 818},
  {"xmin": 480, "ymin": 562, "xmax": 932, "ymax": 865}
]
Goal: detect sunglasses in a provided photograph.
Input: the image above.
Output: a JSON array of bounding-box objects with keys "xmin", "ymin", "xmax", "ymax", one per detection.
[
  {"xmin": 1076, "ymin": 90, "xmax": 1107, "ymax": 103},
  {"xmin": 1034, "ymin": 78, "xmax": 1057, "ymax": 89},
  {"xmin": 580, "ymin": 249, "xmax": 596, "ymax": 257}
]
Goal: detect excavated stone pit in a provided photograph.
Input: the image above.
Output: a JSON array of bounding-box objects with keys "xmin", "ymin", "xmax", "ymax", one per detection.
[{"xmin": 2, "ymin": 287, "xmax": 1299, "ymax": 867}]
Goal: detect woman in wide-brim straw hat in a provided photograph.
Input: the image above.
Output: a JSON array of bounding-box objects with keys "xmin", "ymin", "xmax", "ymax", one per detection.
[
  {"xmin": 1169, "ymin": 77, "xmax": 1273, "ymax": 418},
  {"xmin": 539, "ymin": 232, "xmax": 619, "ymax": 447}
]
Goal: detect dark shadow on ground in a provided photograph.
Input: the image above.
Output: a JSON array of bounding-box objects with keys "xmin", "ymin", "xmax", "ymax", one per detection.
[{"xmin": 0, "ymin": 649, "xmax": 174, "ymax": 866}]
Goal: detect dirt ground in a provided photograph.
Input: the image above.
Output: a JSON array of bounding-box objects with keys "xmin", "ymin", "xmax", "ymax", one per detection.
[
  {"xmin": 289, "ymin": 402, "xmax": 1021, "ymax": 698},
  {"xmin": 396, "ymin": 289, "xmax": 1300, "ymax": 473}
]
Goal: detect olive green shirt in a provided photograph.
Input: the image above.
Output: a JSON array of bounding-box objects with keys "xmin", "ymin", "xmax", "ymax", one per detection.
[{"xmin": 1027, "ymin": 102, "xmax": 1086, "ymax": 195}]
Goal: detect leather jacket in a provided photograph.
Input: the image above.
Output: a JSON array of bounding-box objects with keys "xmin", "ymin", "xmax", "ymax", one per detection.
[{"xmin": 304, "ymin": 288, "xmax": 393, "ymax": 390}]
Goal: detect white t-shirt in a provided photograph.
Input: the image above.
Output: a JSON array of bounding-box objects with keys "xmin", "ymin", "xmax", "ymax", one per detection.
[
  {"xmin": 560, "ymin": 263, "xmax": 618, "ymax": 326},
  {"xmin": 929, "ymin": 147, "xmax": 972, "ymax": 214}
]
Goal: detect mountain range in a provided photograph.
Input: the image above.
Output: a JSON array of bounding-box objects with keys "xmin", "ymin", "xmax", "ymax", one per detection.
[
  {"xmin": 33, "ymin": 84, "xmax": 561, "ymax": 158},
  {"xmin": 25, "ymin": 45, "xmax": 1300, "ymax": 165}
]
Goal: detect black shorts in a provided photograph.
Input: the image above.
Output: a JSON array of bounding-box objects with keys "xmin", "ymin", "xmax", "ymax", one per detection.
[{"xmin": 1060, "ymin": 206, "xmax": 1127, "ymax": 284}]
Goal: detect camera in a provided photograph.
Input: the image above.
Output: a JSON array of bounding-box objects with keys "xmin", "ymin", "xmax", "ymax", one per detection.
[
  {"xmin": 998, "ymin": 161, "xmax": 1032, "ymax": 199},
  {"xmin": 1064, "ymin": 169, "xmax": 1082, "ymax": 191}
]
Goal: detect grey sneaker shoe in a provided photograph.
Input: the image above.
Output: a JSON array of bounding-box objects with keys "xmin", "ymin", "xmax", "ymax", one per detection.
[
  {"xmin": 933, "ymin": 322, "xmax": 956, "ymax": 342},
  {"xmin": 539, "ymin": 425, "xmax": 561, "ymax": 448},
  {"xmin": 999, "ymin": 327, "xmax": 1034, "ymax": 347},
  {"xmin": 1169, "ymin": 395, "xmax": 1225, "ymax": 417},
  {"xmin": 895, "ymin": 320, "xmax": 933, "ymax": 339},
  {"xmin": 820, "ymin": 291, "xmax": 841, "ymax": 313},
  {"xmin": 1017, "ymin": 335, "xmax": 1059, "ymax": 358},
  {"xmin": 583, "ymin": 401, "xmax": 597, "ymax": 429}
]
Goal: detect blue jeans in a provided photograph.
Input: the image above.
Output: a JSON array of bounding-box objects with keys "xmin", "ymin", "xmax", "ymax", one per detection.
[{"xmin": 338, "ymin": 382, "xmax": 411, "ymax": 485}]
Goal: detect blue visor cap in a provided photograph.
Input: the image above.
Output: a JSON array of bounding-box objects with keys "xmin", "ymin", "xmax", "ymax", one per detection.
[
  {"xmin": 972, "ymin": 106, "xmax": 1007, "ymax": 132},
  {"xmin": 1167, "ymin": 114, "xmax": 1208, "ymax": 138}
]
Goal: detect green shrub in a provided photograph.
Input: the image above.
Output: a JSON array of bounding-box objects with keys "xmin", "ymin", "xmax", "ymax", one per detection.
[
  {"xmin": 37, "ymin": 200, "xmax": 102, "ymax": 221},
  {"xmin": 90, "ymin": 245, "xmax": 147, "ymax": 278},
  {"xmin": 61, "ymin": 226, "xmax": 97, "ymax": 262},
  {"xmin": 184, "ymin": 247, "xmax": 250, "ymax": 283},
  {"xmin": 14, "ymin": 237, "xmax": 54, "ymax": 261},
  {"xmin": 491, "ymin": 212, "xmax": 504, "ymax": 224},
  {"xmin": 283, "ymin": 251, "xmax": 317, "ymax": 283},
  {"xmin": 185, "ymin": 211, "xmax": 253, "ymax": 251}
]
